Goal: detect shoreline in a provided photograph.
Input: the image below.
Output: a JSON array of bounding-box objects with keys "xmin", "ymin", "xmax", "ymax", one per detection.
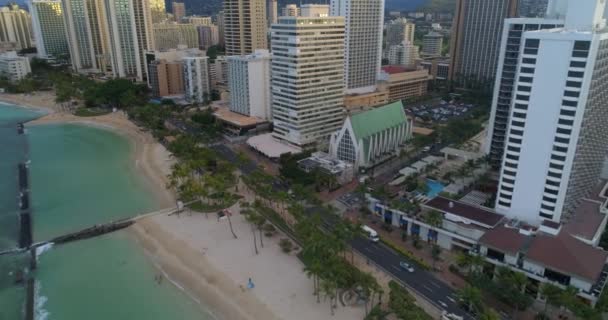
[{"xmin": 5, "ymin": 93, "xmax": 364, "ymax": 320}]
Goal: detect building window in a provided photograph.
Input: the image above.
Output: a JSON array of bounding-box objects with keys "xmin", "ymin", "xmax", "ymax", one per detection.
[{"xmin": 337, "ymin": 133, "xmax": 356, "ymax": 164}]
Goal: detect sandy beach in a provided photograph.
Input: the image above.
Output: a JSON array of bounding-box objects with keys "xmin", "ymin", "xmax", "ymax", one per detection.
[{"xmin": 2, "ymin": 92, "xmax": 367, "ymax": 320}]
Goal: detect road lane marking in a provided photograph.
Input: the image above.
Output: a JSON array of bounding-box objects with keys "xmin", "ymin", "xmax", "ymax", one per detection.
[
  {"xmin": 423, "ymin": 285, "xmax": 434, "ymax": 292},
  {"xmin": 391, "ymin": 265, "xmax": 400, "ymax": 272},
  {"xmin": 447, "ymin": 296, "xmax": 456, "ymax": 303},
  {"xmin": 431, "ymin": 281, "xmax": 441, "ymax": 288}
]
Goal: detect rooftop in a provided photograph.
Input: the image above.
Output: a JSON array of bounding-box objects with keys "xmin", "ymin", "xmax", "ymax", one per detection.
[
  {"xmin": 381, "ymin": 65, "xmax": 417, "ymax": 74},
  {"xmin": 478, "ymin": 225, "xmax": 530, "ymax": 255},
  {"xmin": 526, "ymin": 233, "xmax": 608, "ymax": 282},
  {"xmin": 350, "ymin": 101, "xmax": 408, "ymax": 141},
  {"xmin": 564, "ymin": 199, "xmax": 606, "ymax": 242},
  {"xmin": 213, "ymin": 107, "xmax": 266, "ymax": 128},
  {"xmin": 246, "ymin": 133, "xmax": 300, "ymax": 159},
  {"xmin": 424, "ymin": 197, "xmax": 504, "ymax": 228}
]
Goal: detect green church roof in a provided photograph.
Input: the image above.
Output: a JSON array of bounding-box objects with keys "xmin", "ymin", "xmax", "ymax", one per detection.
[{"xmin": 350, "ymin": 101, "xmax": 408, "ymax": 141}]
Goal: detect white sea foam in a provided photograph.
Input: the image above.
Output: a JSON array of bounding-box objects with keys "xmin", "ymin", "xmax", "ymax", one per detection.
[
  {"xmin": 35, "ymin": 243, "xmax": 54, "ymax": 258},
  {"xmin": 34, "ymin": 280, "xmax": 50, "ymax": 320}
]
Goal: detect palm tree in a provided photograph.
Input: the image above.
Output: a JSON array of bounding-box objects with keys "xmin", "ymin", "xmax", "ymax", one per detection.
[
  {"xmin": 458, "ymin": 285, "xmax": 483, "ymax": 314},
  {"xmin": 540, "ymin": 283, "xmax": 563, "ymax": 316},
  {"xmin": 478, "ymin": 307, "xmax": 500, "ymax": 320},
  {"xmin": 431, "ymin": 245, "xmax": 441, "ymax": 269},
  {"xmin": 320, "ymin": 278, "xmax": 338, "ymax": 315},
  {"xmin": 243, "ymin": 208, "xmax": 260, "ymax": 254},
  {"xmin": 456, "ymin": 252, "xmax": 473, "ymax": 274}
]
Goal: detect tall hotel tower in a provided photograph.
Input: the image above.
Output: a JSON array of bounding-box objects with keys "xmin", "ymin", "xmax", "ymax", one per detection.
[
  {"xmin": 29, "ymin": 0, "xmax": 70, "ymax": 59},
  {"xmin": 270, "ymin": 15, "xmax": 345, "ymax": 148},
  {"xmin": 103, "ymin": 0, "xmax": 154, "ymax": 80},
  {"xmin": 493, "ymin": 0, "xmax": 608, "ymax": 224},
  {"xmin": 223, "ymin": 0, "xmax": 267, "ymax": 56},
  {"xmin": 330, "ymin": 0, "xmax": 384, "ymax": 94},
  {"xmin": 62, "ymin": 0, "xmax": 111, "ymax": 73}
]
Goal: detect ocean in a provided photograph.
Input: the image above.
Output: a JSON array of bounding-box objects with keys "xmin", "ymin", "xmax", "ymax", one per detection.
[{"xmin": 0, "ymin": 103, "xmax": 213, "ymax": 320}]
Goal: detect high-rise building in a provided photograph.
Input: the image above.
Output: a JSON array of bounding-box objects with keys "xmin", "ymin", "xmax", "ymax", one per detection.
[
  {"xmin": 301, "ymin": 4, "xmax": 329, "ymax": 17},
  {"xmin": 331, "ymin": 0, "xmax": 384, "ymax": 94},
  {"xmin": 186, "ymin": 16, "xmax": 212, "ymax": 25},
  {"xmin": 270, "ymin": 16, "xmax": 345, "ymax": 148},
  {"xmin": 210, "ymin": 55, "xmax": 228, "ymax": 88},
  {"xmin": 494, "ymin": 0, "xmax": 608, "ymax": 224},
  {"xmin": 0, "ymin": 51, "xmax": 31, "ymax": 81},
  {"xmin": 223, "ymin": 0, "xmax": 267, "ymax": 56},
  {"xmin": 183, "ymin": 54, "xmax": 211, "ymax": 103},
  {"xmin": 422, "ymin": 31, "xmax": 443, "ymax": 57},
  {"xmin": 387, "ymin": 40, "xmax": 419, "ymax": 66},
  {"xmin": 518, "ymin": 0, "xmax": 549, "ymax": 17},
  {"xmin": 103, "ymin": 0, "xmax": 154, "ymax": 81},
  {"xmin": 148, "ymin": 59, "xmax": 184, "ymax": 97},
  {"xmin": 29, "ymin": 0, "xmax": 70, "ymax": 60},
  {"xmin": 282, "ymin": 4, "xmax": 299, "ymax": 16},
  {"xmin": 153, "ymin": 23, "xmax": 198, "ymax": 49},
  {"xmin": 197, "ymin": 25, "xmax": 219, "ymax": 50},
  {"xmin": 171, "ymin": 2, "xmax": 185, "ymax": 22},
  {"xmin": 149, "ymin": 0, "xmax": 165, "ymax": 23},
  {"xmin": 0, "ymin": 4, "xmax": 33, "ymax": 50},
  {"xmin": 216, "ymin": 10, "xmax": 225, "ymax": 46},
  {"xmin": 485, "ymin": 18, "xmax": 563, "ymax": 169},
  {"xmin": 62, "ymin": 0, "xmax": 111, "ymax": 73},
  {"xmin": 267, "ymin": 0, "xmax": 277, "ymax": 27},
  {"xmin": 449, "ymin": 0, "xmax": 518, "ymax": 84},
  {"xmin": 385, "ymin": 18, "xmax": 415, "ymax": 48},
  {"xmin": 227, "ymin": 49, "xmax": 271, "ymax": 120}
]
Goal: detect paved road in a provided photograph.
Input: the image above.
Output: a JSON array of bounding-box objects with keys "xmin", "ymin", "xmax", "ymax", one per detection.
[{"xmin": 350, "ymin": 237, "xmax": 474, "ymax": 320}]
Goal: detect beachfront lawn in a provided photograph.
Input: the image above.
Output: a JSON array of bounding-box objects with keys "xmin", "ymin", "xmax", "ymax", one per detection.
[{"xmin": 74, "ymin": 107, "xmax": 111, "ymax": 117}]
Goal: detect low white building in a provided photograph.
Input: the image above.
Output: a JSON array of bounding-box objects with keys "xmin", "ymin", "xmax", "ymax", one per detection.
[
  {"xmin": 297, "ymin": 152, "xmax": 354, "ymax": 185},
  {"xmin": 227, "ymin": 49, "xmax": 271, "ymax": 120},
  {"xmin": 329, "ymin": 101, "xmax": 412, "ymax": 171},
  {"xmin": 0, "ymin": 51, "xmax": 30, "ymax": 82}
]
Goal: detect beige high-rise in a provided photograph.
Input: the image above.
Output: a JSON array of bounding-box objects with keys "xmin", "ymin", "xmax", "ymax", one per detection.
[
  {"xmin": 0, "ymin": 4, "xmax": 33, "ymax": 50},
  {"xmin": 148, "ymin": 59, "xmax": 184, "ymax": 97},
  {"xmin": 223, "ymin": 0, "xmax": 267, "ymax": 56}
]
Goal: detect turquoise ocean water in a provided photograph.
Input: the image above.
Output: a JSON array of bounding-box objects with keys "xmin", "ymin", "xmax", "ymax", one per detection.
[{"xmin": 0, "ymin": 103, "xmax": 213, "ymax": 320}]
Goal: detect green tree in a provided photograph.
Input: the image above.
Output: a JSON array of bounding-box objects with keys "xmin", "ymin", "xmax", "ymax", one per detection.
[{"xmin": 457, "ymin": 285, "xmax": 483, "ymax": 314}]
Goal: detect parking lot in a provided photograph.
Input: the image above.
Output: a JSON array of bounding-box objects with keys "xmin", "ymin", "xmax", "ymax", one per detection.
[{"xmin": 406, "ymin": 101, "xmax": 474, "ymax": 123}]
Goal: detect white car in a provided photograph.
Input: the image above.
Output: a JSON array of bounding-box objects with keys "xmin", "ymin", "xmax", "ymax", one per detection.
[{"xmin": 399, "ymin": 261, "xmax": 415, "ymax": 272}]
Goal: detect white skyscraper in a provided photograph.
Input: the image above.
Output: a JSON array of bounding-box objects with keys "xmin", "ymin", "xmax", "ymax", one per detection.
[
  {"xmin": 183, "ymin": 55, "xmax": 211, "ymax": 103},
  {"xmin": 103, "ymin": 0, "xmax": 154, "ymax": 80},
  {"xmin": 270, "ymin": 16, "xmax": 345, "ymax": 148},
  {"xmin": 227, "ymin": 49, "xmax": 271, "ymax": 120},
  {"xmin": 29, "ymin": 0, "xmax": 70, "ymax": 59},
  {"xmin": 331, "ymin": 0, "xmax": 384, "ymax": 93},
  {"xmin": 387, "ymin": 40, "xmax": 419, "ymax": 66},
  {"xmin": 494, "ymin": 0, "xmax": 608, "ymax": 224},
  {"xmin": 62, "ymin": 0, "xmax": 111, "ymax": 73}
]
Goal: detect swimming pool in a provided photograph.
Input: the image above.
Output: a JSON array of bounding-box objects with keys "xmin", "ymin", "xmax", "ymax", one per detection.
[{"xmin": 426, "ymin": 179, "xmax": 445, "ymax": 198}]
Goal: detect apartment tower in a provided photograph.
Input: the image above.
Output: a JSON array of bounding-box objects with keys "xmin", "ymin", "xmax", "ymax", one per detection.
[
  {"xmin": 171, "ymin": 2, "xmax": 185, "ymax": 22},
  {"xmin": 223, "ymin": 0, "xmax": 267, "ymax": 56},
  {"xmin": 103, "ymin": 0, "xmax": 154, "ymax": 81},
  {"xmin": 386, "ymin": 18, "xmax": 415, "ymax": 48},
  {"xmin": 29, "ymin": 0, "xmax": 70, "ymax": 59},
  {"xmin": 449, "ymin": 0, "xmax": 518, "ymax": 84},
  {"xmin": 0, "ymin": 4, "xmax": 33, "ymax": 50},
  {"xmin": 62, "ymin": 0, "xmax": 111, "ymax": 73},
  {"xmin": 331, "ymin": 0, "xmax": 384, "ymax": 94},
  {"xmin": 267, "ymin": 0, "xmax": 277, "ymax": 27},
  {"xmin": 227, "ymin": 49, "xmax": 271, "ymax": 120},
  {"xmin": 183, "ymin": 55, "xmax": 211, "ymax": 103},
  {"xmin": 495, "ymin": 0, "xmax": 608, "ymax": 224},
  {"xmin": 270, "ymin": 16, "xmax": 345, "ymax": 148}
]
